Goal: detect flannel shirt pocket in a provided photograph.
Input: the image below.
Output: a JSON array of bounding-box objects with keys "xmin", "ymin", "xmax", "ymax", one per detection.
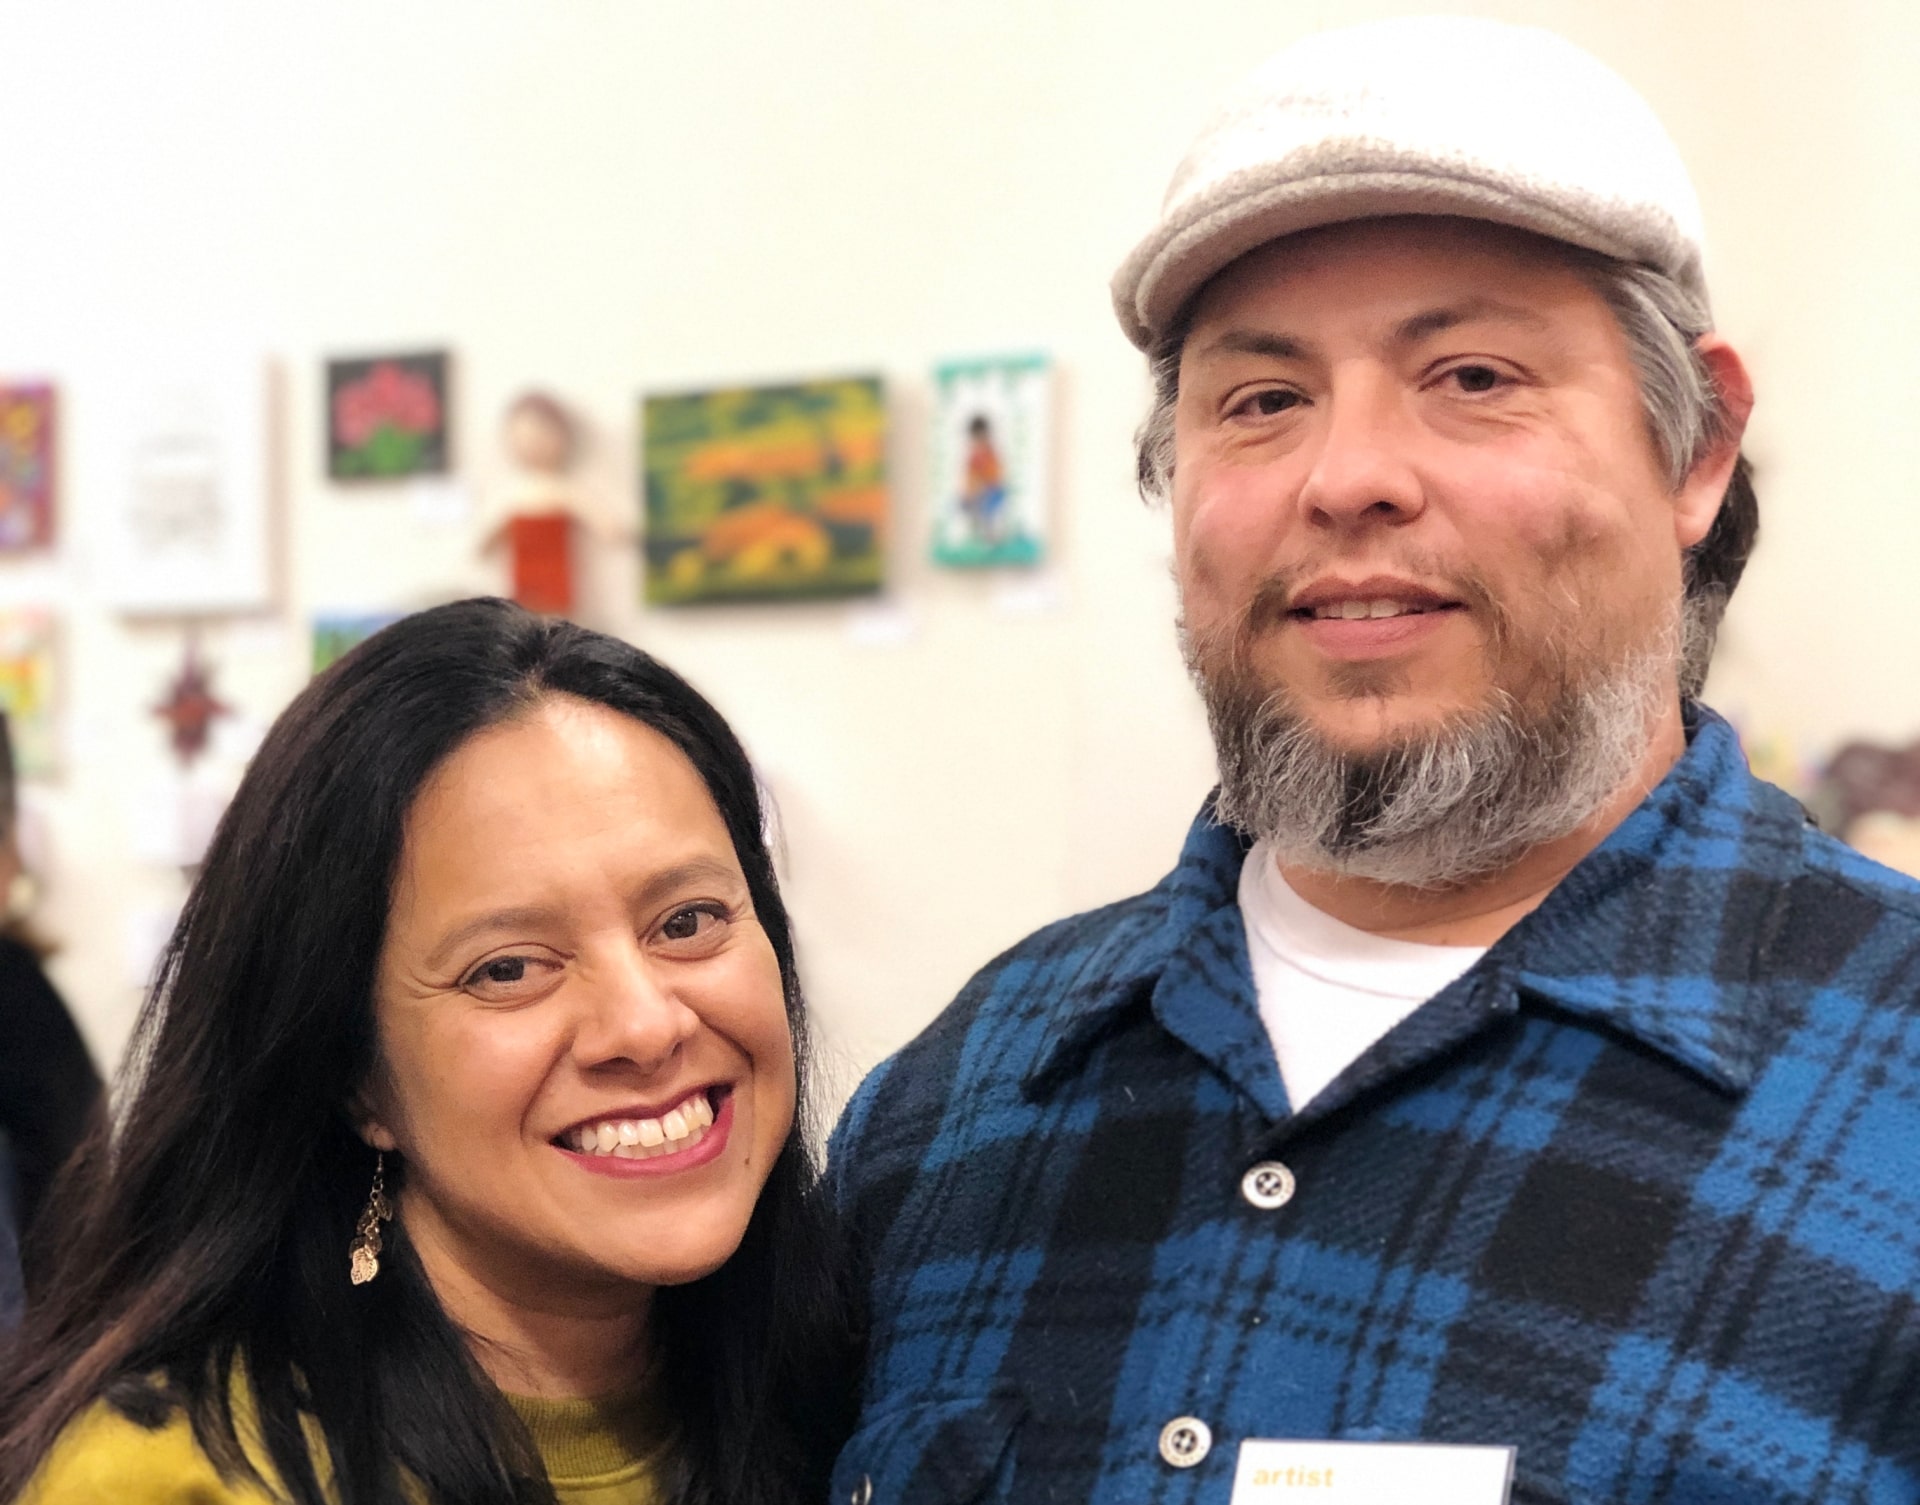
[{"xmin": 828, "ymin": 1391, "xmax": 1024, "ymax": 1505}]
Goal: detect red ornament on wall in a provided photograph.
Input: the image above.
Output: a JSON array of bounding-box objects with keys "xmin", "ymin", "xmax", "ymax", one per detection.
[{"xmin": 154, "ymin": 640, "xmax": 230, "ymax": 767}]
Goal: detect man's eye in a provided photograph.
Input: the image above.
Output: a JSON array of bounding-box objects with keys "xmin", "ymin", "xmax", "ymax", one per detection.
[
  {"xmin": 1449, "ymin": 365, "xmax": 1502, "ymax": 393},
  {"xmin": 1234, "ymin": 389, "xmax": 1301, "ymax": 417}
]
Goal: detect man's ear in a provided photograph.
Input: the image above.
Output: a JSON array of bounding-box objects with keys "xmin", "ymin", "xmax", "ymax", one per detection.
[{"xmin": 1673, "ymin": 335, "xmax": 1754, "ymax": 549}]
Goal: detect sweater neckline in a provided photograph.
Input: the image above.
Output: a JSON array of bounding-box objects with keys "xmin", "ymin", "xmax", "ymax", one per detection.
[{"xmin": 503, "ymin": 1384, "xmax": 673, "ymax": 1486}]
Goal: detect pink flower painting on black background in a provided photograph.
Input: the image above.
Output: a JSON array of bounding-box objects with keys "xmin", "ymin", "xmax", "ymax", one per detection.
[{"xmin": 325, "ymin": 351, "xmax": 450, "ymax": 480}]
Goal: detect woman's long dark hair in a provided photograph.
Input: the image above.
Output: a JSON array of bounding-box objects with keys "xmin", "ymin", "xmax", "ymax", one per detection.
[{"xmin": 0, "ymin": 599, "xmax": 858, "ymax": 1504}]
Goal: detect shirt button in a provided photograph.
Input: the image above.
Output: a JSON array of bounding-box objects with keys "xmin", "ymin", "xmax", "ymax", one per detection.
[
  {"xmin": 1241, "ymin": 1160, "xmax": 1296, "ymax": 1210},
  {"xmin": 1158, "ymin": 1416, "xmax": 1213, "ymax": 1468},
  {"xmin": 849, "ymin": 1475, "xmax": 872, "ymax": 1505}
]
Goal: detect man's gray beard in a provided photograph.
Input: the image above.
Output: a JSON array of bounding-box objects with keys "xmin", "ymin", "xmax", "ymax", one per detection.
[{"xmin": 1188, "ymin": 600, "xmax": 1696, "ymax": 891}]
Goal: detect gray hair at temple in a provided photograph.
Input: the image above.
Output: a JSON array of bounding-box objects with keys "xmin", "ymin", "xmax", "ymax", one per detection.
[{"xmin": 1132, "ymin": 247, "xmax": 1758, "ymax": 700}]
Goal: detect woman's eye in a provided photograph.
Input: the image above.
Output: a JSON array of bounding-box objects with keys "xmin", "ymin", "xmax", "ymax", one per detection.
[
  {"xmin": 1232, "ymin": 388, "xmax": 1301, "ymax": 418},
  {"xmin": 460, "ymin": 954, "xmax": 553, "ymax": 995},
  {"xmin": 1447, "ymin": 364, "xmax": 1504, "ymax": 394},
  {"xmin": 660, "ymin": 905, "xmax": 723, "ymax": 943}
]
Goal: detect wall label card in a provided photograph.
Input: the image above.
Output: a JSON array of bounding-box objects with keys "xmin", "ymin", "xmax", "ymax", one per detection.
[{"xmin": 1231, "ymin": 1440, "xmax": 1514, "ymax": 1504}]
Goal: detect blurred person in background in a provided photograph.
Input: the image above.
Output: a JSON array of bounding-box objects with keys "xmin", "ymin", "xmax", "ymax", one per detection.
[
  {"xmin": 0, "ymin": 600, "xmax": 857, "ymax": 1505},
  {"xmin": 829, "ymin": 17, "xmax": 1920, "ymax": 1503},
  {"xmin": 0, "ymin": 1194, "xmax": 19, "ymax": 1335},
  {"xmin": 0, "ymin": 709, "xmax": 102, "ymax": 1267}
]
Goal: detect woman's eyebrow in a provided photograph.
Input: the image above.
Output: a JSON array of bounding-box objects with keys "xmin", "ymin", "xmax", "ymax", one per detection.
[
  {"xmin": 420, "ymin": 858, "xmax": 745, "ymax": 970},
  {"xmin": 633, "ymin": 857, "xmax": 746, "ymax": 909},
  {"xmin": 423, "ymin": 907, "xmax": 563, "ymax": 972}
]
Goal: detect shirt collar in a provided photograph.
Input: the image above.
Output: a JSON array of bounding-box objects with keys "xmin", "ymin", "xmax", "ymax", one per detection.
[
  {"xmin": 1022, "ymin": 795, "xmax": 1251, "ymax": 1101},
  {"xmin": 1024, "ymin": 706, "xmax": 1807, "ymax": 1102},
  {"xmin": 1502, "ymin": 705, "xmax": 1809, "ymax": 1092}
]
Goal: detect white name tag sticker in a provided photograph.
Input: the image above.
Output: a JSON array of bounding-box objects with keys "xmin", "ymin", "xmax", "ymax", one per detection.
[{"xmin": 1232, "ymin": 1439, "xmax": 1514, "ymax": 1504}]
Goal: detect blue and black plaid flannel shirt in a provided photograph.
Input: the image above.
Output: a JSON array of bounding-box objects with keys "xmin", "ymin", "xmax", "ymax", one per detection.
[{"xmin": 828, "ymin": 707, "xmax": 1920, "ymax": 1504}]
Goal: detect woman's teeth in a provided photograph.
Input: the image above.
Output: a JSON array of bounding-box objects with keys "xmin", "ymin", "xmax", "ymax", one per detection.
[{"xmin": 568, "ymin": 1094, "xmax": 716, "ymax": 1158}]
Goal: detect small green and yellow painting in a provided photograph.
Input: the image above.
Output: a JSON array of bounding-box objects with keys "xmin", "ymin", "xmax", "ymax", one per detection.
[{"xmin": 642, "ymin": 376, "xmax": 888, "ymax": 605}]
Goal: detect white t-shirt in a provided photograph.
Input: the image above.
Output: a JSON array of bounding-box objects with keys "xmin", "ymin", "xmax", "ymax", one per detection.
[{"xmin": 1238, "ymin": 840, "xmax": 1489, "ymax": 1113}]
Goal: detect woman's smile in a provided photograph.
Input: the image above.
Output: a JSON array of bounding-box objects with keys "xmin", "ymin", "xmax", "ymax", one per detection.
[{"xmin": 553, "ymin": 1086, "xmax": 737, "ymax": 1177}]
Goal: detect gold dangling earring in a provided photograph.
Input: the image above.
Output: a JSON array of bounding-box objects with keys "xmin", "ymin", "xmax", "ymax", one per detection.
[{"xmin": 348, "ymin": 1152, "xmax": 392, "ymax": 1286}]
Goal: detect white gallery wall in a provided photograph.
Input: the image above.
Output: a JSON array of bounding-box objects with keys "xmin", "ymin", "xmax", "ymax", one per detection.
[{"xmin": 1, "ymin": 0, "xmax": 1916, "ymax": 1110}]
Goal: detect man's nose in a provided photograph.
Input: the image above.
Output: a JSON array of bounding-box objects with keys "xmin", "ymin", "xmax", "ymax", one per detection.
[{"xmin": 1295, "ymin": 372, "xmax": 1426, "ymax": 530}]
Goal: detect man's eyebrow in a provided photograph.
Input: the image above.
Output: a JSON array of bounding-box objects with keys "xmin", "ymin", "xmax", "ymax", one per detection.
[
  {"xmin": 1392, "ymin": 298, "xmax": 1550, "ymax": 346},
  {"xmin": 1192, "ymin": 329, "xmax": 1315, "ymax": 363},
  {"xmin": 1192, "ymin": 299, "xmax": 1546, "ymax": 364}
]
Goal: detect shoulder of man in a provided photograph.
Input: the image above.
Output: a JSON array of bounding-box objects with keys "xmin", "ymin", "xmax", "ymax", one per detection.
[
  {"xmin": 1800, "ymin": 816, "xmax": 1920, "ymax": 912},
  {"xmin": 1751, "ymin": 772, "xmax": 1920, "ymax": 944},
  {"xmin": 828, "ymin": 881, "xmax": 1177, "ymax": 1218}
]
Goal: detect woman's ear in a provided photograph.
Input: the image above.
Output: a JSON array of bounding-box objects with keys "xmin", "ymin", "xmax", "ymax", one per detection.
[
  {"xmin": 350, "ymin": 1070, "xmax": 400, "ymax": 1153},
  {"xmin": 359, "ymin": 1118, "xmax": 399, "ymax": 1153}
]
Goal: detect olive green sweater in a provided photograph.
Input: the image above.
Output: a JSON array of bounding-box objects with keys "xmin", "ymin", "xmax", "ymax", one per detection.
[{"xmin": 20, "ymin": 1383, "xmax": 670, "ymax": 1504}]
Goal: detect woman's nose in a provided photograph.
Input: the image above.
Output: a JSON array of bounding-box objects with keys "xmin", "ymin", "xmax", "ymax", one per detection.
[{"xmin": 571, "ymin": 953, "xmax": 699, "ymax": 1075}]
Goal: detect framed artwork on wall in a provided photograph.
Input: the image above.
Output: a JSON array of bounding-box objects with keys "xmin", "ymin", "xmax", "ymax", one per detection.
[
  {"xmin": 0, "ymin": 384, "xmax": 56, "ymax": 552},
  {"xmin": 95, "ymin": 357, "xmax": 275, "ymax": 614},
  {"xmin": 326, "ymin": 351, "xmax": 451, "ymax": 481},
  {"xmin": 311, "ymin": 612, "xmax": 405, "ymax": 675},
  {"xmin": 0, "ymin": 609, "xmax": 59, "ymax": 777},
  {"xmin": 642, "ymin": 375, "xmax": 888, "ymax": 605},
  {"xmin": 929, "ymin": 354, "xmax": 1051, "ymax": 569}
]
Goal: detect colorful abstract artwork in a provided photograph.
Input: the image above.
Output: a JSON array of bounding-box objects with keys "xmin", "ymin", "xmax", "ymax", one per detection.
[
  {"xmin": 311, "ymin": 612, "xmax": 405, "ymax": 676},
  {"xmin": 0, "ymin": 385, "xmax": 55, "ymax": 552},
  {"xmin": 642, "ymin": 376, "xmax": 887, "ymax": 605},
  {"xmin": 930, "ymin": 354, "xmax": 1050, "ymax": 569},
  {"xmin": 0, "ymin": 610, "xmax": 58, "ymax": 777},
  {"xmin": 327, "ymin": 352, "xmax": 451, "ymax": 481}
]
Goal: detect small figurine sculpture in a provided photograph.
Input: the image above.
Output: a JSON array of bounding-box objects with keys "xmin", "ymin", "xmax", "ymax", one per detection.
[{"xmin": 482, "ymin": 391, "xmax": 610, "ymax": 618}]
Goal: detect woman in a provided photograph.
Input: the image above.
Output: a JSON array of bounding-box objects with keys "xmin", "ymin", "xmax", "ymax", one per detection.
[{"xmin": 0, "ymin": 599, "xmax": 858, "ymax": 1504}]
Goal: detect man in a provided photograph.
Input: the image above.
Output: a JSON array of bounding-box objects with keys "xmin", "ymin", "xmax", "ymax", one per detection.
[{"xmin": 830, "ymin": 17, "xmax": 1920, "ymax": 1505}]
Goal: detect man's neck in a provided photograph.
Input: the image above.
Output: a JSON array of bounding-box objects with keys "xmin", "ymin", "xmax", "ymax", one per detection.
[{"xmin": 1277, "ymin": 703, "xmax": 1689, "ymax": 947}]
